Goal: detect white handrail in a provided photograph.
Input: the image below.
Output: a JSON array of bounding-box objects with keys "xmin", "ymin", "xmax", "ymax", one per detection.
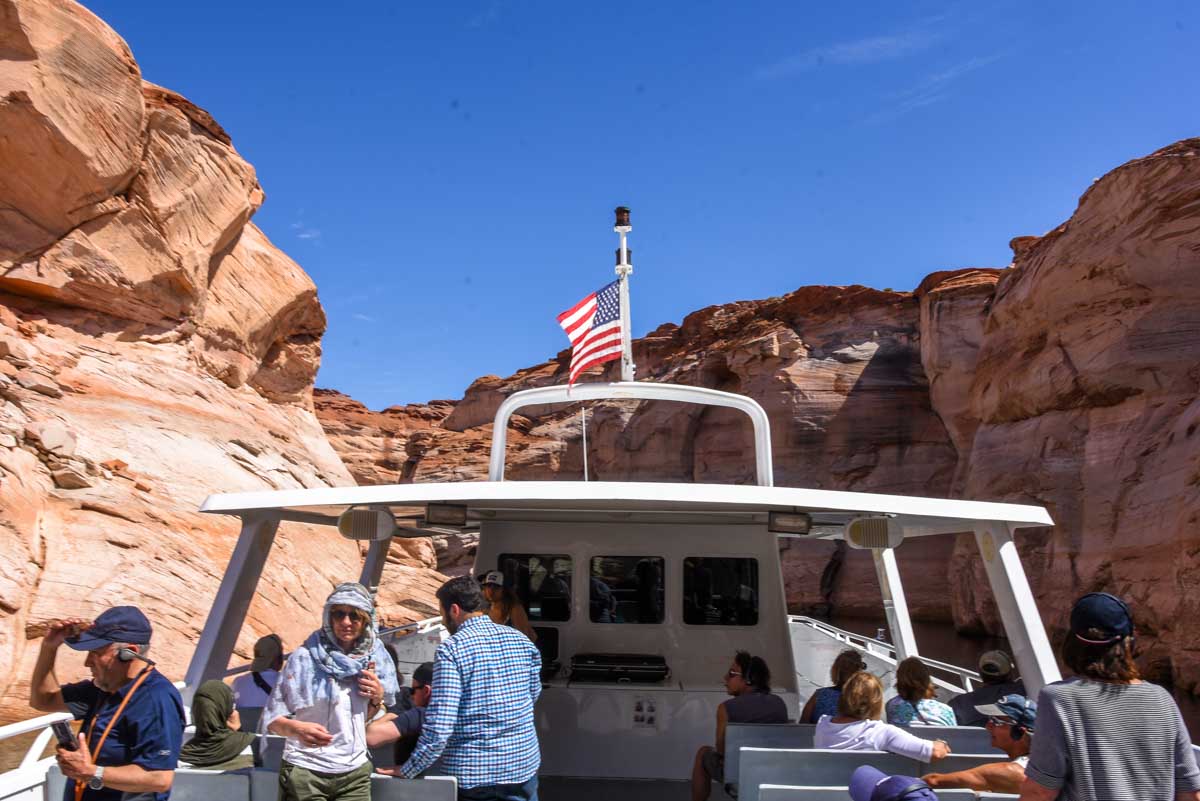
[
  {"xmin": 488, "ymin": 382, "xmax": 775, "ymax": 486},
  {"xmin": 791, "ymin": 615, "xmax": 981, "ymax": 693}
]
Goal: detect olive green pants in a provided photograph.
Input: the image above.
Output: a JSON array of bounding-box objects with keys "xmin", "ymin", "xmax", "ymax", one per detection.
[{"xmin": 279, "ymin": 760, "xmax": 372, "ymax": 801}]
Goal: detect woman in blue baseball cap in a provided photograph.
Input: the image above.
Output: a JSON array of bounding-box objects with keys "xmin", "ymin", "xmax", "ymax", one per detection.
[{"xmin": 1020, "ymin": 592, "xmax": 1200, "ymax": 801}]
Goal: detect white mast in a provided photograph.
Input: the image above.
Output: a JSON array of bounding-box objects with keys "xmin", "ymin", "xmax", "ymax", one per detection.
[{"xmin": 614, "ymin": 206, "xmax": 636, "ymax": 382}]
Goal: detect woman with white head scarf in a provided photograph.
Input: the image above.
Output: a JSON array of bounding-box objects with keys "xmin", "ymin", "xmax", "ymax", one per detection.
[{"xmin": 263, "ymin": 582, "xmax": 399, "ymax": 801}]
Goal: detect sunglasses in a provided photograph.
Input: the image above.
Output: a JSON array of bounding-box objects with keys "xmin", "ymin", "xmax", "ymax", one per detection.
[
  {"xmin": 330, "ymin": 609, "xmax": 366, "ymax": 622},
  {"xmin": 725, "ymin": 669, "xmax": 743, "ymax": 678},
  {"xmin": 987, "ymin": 717, "xmax": 1016, "ymax": 727}
]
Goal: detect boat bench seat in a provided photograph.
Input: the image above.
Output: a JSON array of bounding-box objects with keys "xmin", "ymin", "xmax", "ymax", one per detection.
[
  {"xmin": 46, "ymin": 766, "xmax": 248, "ymax": 801},
  {"xmin": 738, "ymin": 748, "xmax": 1005, "ymax": 801},
  {"xmin": 758, "ymin": 786, "xmax": 979, "ymax": 801},
  {"xmin": 46, "ymin": 765, "xmax": 457, "ymax": 801},
  {"xmin": 724, "ymin": 724, "xmax": 1001, "ymax": 785}
]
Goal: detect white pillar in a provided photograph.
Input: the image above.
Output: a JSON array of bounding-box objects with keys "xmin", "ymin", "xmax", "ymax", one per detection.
[
  {"xmin": 359, "ymin": 536, "xmax": 394, "ymax": 597},
  {"xmin": 973, "ymin": 522, "xmax": 1061, "ymax": 697},
  {"xmin": 184, "ymin": 512, "xmax": 279, "ymax": 700},
  {"xmin": 872, "ymin": 547, "xmax": 918, "ymax": 661}
]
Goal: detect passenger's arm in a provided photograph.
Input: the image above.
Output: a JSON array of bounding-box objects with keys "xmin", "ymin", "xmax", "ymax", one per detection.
[
  {"xmin": 924, "ymin": 762, "xmax": 1024, "ymax": 794},
  {"xmin": 365, "ymin": 713, "xmax": 400, "ymax": 748},
  {"xmin": 510, "ymin": 603, "xmax": 538, "ymax": 643},
  {"xmin": 1177, "ymin": 793, "xmax": 1200, "ymax": 801},
  {"xmin": 266, "ymin": 717, "xmax": 333, "ymax": 747},
  {"xmin": 880, "ymin": 723, "xmax": 942, "ymax": 762},
  {"xmin": 1018, "ymin": 777, "xmax": 1059, "ymax": 800},
  {"xmin": 30, "ymin": 619, "xmax": 89, "ymax": 712},
  {"xmin": 57, "ymin": 734, "xmax": 174, "ymax": 794},
  {"xmin": 799, "ymin": 694, "xmax": 817, "ymax": 724},
  {"xmin": 714, "ymin": 703, "xmax": 728, "ymax": 755},
  {"xmin": 401, "ymin": 652, "xmax": 460, "ymax": 779}
]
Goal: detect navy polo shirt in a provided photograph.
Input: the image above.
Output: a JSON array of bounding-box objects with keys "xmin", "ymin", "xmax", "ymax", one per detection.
[{"xmin": 61, "ymin": 669, "xmax": 184, "ymax": 801}]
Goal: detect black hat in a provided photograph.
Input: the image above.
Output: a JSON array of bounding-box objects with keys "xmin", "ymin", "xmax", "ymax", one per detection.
[{"xmin": 1070, "ymin": 592, "xmax": 1133, "ymax": 643}]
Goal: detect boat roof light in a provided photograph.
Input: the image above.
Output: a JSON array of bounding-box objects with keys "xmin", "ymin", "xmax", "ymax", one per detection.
[{"xmin": 768, "ymin": 511, "xmax": 812, "ymax": 535}]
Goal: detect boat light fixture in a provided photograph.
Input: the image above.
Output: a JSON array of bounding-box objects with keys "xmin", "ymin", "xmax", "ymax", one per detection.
[
  {"xmin": 425, "ymin": 503, "xmax": 468, "ymax": 527},
  {"xmin": 768, "ymin": 511, "xmax": 812, "ymax": 535},
  {"xmin": 845, "ymin": 515, "xmax": 904, "ymax": 550},
  {"xmin": 614, "ymin": 206, "xmax": 631, "ymax": 229},
  {"xmin": 337, "ymin": 506, "xmax": 398, "ymax": 541}
]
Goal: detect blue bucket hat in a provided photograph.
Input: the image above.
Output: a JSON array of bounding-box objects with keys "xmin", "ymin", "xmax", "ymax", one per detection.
[
  {"xmin": 65, "ymin": 606, "xmax": 152, "ymax": 651},
  {"xmin": 975, "ymin": 693, "xmax": 1037, "ymax": 730},
  {"xmin": 849, "ymin": 766, "xmax": 937, "ymax": 801}
]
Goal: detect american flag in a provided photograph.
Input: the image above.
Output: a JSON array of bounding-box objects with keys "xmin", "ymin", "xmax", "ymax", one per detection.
[{"xmin": 557, "ymin": 279, "xmax": 623, "ymax": 385}]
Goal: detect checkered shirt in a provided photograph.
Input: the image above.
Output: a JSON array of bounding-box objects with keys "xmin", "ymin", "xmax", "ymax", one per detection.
[{"xmin": 400, "ymin": 614, "xmax": 542, "ymax": 787}]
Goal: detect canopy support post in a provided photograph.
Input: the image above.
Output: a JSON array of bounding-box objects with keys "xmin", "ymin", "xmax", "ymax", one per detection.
[
  {"xmin": 872, "ymin": 547, "xmax": 918, "ymax": 661},
  {"xmin": 974, "ymin": 522, "xmax": 1061, "ymax": 697},
  {"xmin": 184, "ymin": 512, "xmax": 279, "ymax": 701},
  {"xmin": 359, "ymin": 536, "xmax": 394, "ymax": 597}
]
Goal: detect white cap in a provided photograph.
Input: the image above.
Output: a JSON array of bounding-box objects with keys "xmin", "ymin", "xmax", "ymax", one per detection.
[{"xmin": 482, "ymin": 571, "xmax": 504, "ymax": 587}]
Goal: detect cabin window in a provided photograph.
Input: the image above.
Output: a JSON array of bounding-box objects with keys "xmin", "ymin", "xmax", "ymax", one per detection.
[
  {"xmin": 682, "ymin": 557, "xmax": 759, "ymax": 626},
  {"xmin": 497, "ymin": 554, "xmax": 572, "ymax": 622},
  {"xmin": 589, "ymin": 556, "xmax": 665, "ymax": 624}
]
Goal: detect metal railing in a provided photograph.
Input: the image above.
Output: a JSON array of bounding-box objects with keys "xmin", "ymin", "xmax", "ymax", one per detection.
[{"xmin": 790, "ymin": 615, "xmax": 980, "ymax": 694}]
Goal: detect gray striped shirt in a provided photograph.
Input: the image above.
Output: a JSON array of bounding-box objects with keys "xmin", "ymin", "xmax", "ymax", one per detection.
[{"xmin": 1026, "ymin": 677, "xmax": 1200, "ymax": 801}]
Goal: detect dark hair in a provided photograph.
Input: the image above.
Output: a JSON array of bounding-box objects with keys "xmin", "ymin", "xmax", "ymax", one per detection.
[
  {"xmin": 831, "ymin": 648, "xmax": 867, "ymax": 689},
  {"xmin": 436, "ymin": 575, "xmax": 487, "ymax": 614},
  {"xmin": 413, "ymin": 661, "xmax": 434, "ymax": 687},
  {"xmin": 895, "ymin": 657, "xmax": 936, "ymax": 703},
  {"xmin": 1062, "ymin": 629, "xmax": 1139, "ymax": 682},
  {"xmin": 384, "ymin": 643, "xmax": 400, "ymax": 670},
  {"xmin": 837, "ymin": 671, "xmax": 883, "ymax": 720},
  {"xmin": 733, "ymin": 650, "xmax": 772, "ymax": 692}
]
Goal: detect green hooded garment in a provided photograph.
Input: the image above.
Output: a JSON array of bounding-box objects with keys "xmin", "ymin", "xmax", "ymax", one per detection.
[{"xmin": 180, "ymin": 680, "xmax": 256, "ymax": 770}]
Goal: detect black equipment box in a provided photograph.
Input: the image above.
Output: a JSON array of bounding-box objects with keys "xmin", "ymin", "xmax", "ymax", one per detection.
[{"xmin": 569, "ymin": 653, "xmax": 670, "ymax": 683}]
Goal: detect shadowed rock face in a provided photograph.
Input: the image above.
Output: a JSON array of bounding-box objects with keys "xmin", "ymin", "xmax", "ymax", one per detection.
[
  {"xmin": 319, "ymin": 140, "xmax": 1200, "ymax": 692},
  {"xmin": 0, "ymin": 0, "xmax": 443, "ymax": 728}
]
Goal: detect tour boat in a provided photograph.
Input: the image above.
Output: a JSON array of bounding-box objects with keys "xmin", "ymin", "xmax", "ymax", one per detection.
[{"xmin": 0, "ymin": 212, "xmax": 1065, "ymax": 801}]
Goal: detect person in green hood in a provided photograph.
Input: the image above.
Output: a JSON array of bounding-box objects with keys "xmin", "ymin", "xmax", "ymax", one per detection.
[{"xmin": 179, "ymin": 681, "xmax": 256, "ymax": 771}]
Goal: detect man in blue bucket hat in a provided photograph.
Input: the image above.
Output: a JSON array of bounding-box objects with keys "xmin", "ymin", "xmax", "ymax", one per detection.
[
  {"xmin": 921, "ymin": 693, "xmax": 1037, "ymax": 795},
  {"xmin": 30, "ymin": 606, "xmax": 184, "ymax": 800}
]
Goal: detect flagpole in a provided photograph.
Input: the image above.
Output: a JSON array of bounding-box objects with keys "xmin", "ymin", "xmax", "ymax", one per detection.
[
  {"xmin": 614, "ymin": 206, "xmax": 635, "ymax": 382},
  {"xmin": 581, "ymin": 405, "xmax": 589, "ymax": 481}
]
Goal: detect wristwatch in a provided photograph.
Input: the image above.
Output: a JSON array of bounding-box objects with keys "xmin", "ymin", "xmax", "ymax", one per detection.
[{"xmin": 87, "ymin": 766, "xmax": 104, "ymax": 790}]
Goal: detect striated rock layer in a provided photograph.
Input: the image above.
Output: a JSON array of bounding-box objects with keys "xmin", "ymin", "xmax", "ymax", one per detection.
[
  {"xmin": 0, "ymin": 0, "xmax": 442, "ymax": 730},
  {"xmin": 319, "ymin": 140, "xmax": 1200, "ymax": 691}
]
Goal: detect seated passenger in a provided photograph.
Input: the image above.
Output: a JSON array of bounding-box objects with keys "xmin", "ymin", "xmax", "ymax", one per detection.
[
  {"xmin": 948, "ymin": 650, "xmax": 1024, "ymax": 727},
  {"xmin": 815, "ymin": 672, "xmax": 951, "ymax": 762},
  {"xmin": 230, "ymin": 633, "xmax": 283, "ymax": 733},
  {"xmin": 179, "ymin": 680, "xmax": 256, "ymax": 771},
  {"xmin": 921, "ymin": 693, "xmax": 1036, "ymax": 795},
  {"xmin": 367, "ymin": 662, "xmax": 433, "ymax": 772},
  {"xmin": 690, "ymin": 651, "xmax": 788, "ymax": 801},
  {"xmin": 886, "ymin": 657, "xmax": 956, "ymax": 726},
  {"xmin": 481, "ymin": 571, "xmax": 538, "ymax": 642},
  {"xmin": 799, "ymin": 648, "xmax": 866, "ymax": 724}
]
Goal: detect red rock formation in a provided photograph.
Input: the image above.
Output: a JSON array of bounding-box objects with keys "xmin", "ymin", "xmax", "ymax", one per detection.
[
  {"xmin": 945, "ymin": 140, "xmax": 1200, "ymax": 690},
  {"xmin": 318, "ymin": 141, "xmax": 1200, "ymax": 692},
  {"xmin": 0, "ymin": 0, "xmax": 443, "ymax": 730}
]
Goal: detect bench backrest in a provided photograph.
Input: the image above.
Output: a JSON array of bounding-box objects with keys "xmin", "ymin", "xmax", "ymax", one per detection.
[
  {"xmin": 46, "ymin": 766, "xmax": 251, "ymax": 801},
  {"xmin": 725, "ymin": 723, "xmax": 1002, "ymax": 783},
  {"xmin": 926, "ymin": 754, "xmax": 1007, "ymax": 773},
  {"xmin": 739, "ymin": 748, "xmax": 921, "ymax": 800},
  {"xmin": 758, "ymin": 787, "xmax": 978, "ymax": 801},
  {"xmin": 370, "ymin": 774, "xmax": 458, "ymax": 800}
]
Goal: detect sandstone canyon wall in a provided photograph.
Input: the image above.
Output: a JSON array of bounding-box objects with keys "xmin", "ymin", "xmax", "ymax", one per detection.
[
  {"xmin": 0, "ymin": 0, "xmax": 443, "ymax": 731},
  {"xmin": 318, "ymin": 140, "xmax": 1200, "ymax": 690}
]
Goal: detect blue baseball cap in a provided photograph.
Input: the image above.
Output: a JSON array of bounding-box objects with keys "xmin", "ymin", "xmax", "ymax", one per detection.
[
  {"xmin": 975, "ymin": 693, "xmax": 1037, "ymax": 730},
  {"xmin": 1070, "ymin": 592, "xmax": 1133, "ymax": 641},
  {"xmin": 849, "ymin": 766, "xmax": 937, "ymax": 801},
  {"xmin": 65, "ymin": 606, "xmax": 152, "ymax": 651}
]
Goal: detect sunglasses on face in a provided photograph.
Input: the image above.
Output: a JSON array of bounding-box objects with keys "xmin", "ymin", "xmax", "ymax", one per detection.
[
  {"xmin": 987, "ymin": 717, "xmax": 1015, "ymax": 727},
  {"xmin": 330, "ymin": 609, "xmax": 365, "ymax": 622},
  {"xmin": 725, "ymin": 669, "xmax": 742, "ymax": 679}
]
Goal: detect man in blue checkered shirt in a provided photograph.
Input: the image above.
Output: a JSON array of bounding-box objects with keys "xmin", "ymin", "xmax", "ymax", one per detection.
[{"xmin": 399, "ymin": 576, "xmax": 542, "ymax": 800}]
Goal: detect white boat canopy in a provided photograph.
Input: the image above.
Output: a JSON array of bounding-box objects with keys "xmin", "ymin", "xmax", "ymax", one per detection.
[{"xmin": 200, "ymin": 479, "xmax": 1053, "ymax": 538}]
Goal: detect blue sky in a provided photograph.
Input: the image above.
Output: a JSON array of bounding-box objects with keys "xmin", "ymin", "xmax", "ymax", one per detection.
[{"xmin": 87, "ymin": 1, "xmax": 1198, "ymax": 409}]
